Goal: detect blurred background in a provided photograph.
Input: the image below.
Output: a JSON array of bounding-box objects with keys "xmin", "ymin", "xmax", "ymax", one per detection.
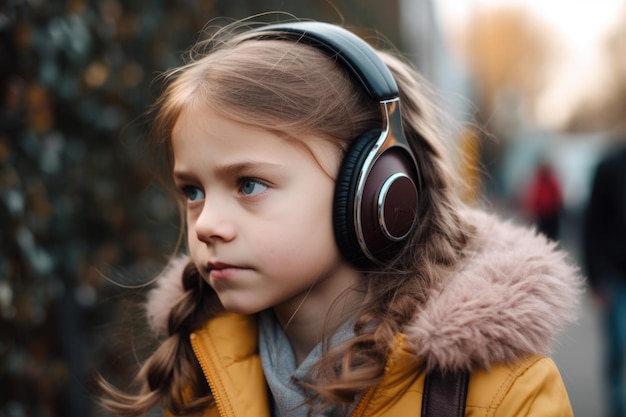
[{"xmin": 2, "ymin": 0, "xmax": 625, "ymax": 416}]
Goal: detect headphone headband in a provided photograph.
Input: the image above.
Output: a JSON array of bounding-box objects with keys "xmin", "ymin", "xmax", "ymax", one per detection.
[{"xmin": 252, "ymin": 22, "xmax": 398, "ymax": 100}]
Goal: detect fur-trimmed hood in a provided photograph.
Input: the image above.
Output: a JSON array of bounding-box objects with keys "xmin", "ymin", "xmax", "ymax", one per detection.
[{"xmin": 145, "ymin": 208, "xmax": 583, "ymax": 372}]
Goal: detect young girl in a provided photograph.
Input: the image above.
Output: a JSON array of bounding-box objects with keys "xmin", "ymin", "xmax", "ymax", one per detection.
[{"xmin": 99, "ymin": 19, "xmax": 582, "ymax": 417}]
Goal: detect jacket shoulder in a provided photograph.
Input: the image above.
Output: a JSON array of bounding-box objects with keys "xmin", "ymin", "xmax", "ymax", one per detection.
[{"xmin": 466, "ymin": 356, "xmax": 573, "ymax": 417}]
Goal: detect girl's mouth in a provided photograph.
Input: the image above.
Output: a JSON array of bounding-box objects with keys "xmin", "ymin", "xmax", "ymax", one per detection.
[{"xmin": 207, "ymin": 261, "xmax": 242, "ymax": 280}]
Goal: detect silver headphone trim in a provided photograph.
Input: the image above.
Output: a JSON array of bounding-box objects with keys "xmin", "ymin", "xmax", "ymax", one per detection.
[
  {"xmin": 353, "ymin": 98, "xmax": 420, "ymax": 264},
  {"xmin": 378, "ymin": 172, "xmax": 416, "ymax": 242}
]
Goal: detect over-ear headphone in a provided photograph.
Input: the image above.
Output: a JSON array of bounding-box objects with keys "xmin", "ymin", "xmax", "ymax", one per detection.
[{"xmin": 252, "ymin": 21, "xmax": 421, "ymax": 268}]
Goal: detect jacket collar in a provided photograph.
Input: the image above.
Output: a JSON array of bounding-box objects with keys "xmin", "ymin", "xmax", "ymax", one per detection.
[{"xmin": 145, "ymin": 208, "xmax": 583, "ymax": 372}]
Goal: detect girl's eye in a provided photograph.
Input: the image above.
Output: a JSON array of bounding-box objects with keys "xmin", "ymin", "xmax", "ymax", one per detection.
[
  {"xmin": 182, "ymin": 186, "xmax": 205, "ymax": 202},
  {"xmin": 239, "ymin": 178, "xmax": 268, "ymax": 196}
]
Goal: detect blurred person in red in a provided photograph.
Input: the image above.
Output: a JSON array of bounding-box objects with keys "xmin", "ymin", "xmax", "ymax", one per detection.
[
  {"xmin": 583, "ymin": 141, "xmax": 626, "ymax": 417},
  {"xmin": 523, "ymin": 161, "xmax": 564, "ymax": 241}
]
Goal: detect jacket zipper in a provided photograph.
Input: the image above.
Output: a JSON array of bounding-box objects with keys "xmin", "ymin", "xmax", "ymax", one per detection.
[
  {"xmin": 349, "ymin": 387, "xmax": 375, "ymax": 417},
  {"xmin": 190, "ymin": 332, "xmax": 229, "ymax": 417}
]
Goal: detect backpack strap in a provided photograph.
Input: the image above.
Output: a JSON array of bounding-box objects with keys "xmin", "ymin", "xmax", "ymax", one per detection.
[{"xmin": 421, "ymin": 368, "xmax": 470, "ymax": 417}]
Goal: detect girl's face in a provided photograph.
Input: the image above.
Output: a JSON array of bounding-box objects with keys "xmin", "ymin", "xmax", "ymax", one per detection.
[{"xmin": 171, "ymin": 105, "xmax": 362, "ymax": 318}]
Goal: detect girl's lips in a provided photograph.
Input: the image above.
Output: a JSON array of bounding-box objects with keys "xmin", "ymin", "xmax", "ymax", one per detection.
[
  {"xmin": 206, "ymin": 261, "xmax": 236, "ymax": 270},
  {"xmin": 206, "ymin": 262, "xmax": 243, "ymax": 281},
  {"xmin": 210, "ymin": 267, "xmax": 238, "ymax": 280}
]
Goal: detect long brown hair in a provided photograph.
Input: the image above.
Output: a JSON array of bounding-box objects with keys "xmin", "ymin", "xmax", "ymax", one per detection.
[{"xmin": 99, "ymin": 19, "xmax": 471, "ymax": 416}]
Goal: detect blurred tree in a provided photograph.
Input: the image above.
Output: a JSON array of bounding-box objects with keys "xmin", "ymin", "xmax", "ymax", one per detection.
[{"xmin": 461, "ymin": 5, "xmax": 555, "ymax": 135}]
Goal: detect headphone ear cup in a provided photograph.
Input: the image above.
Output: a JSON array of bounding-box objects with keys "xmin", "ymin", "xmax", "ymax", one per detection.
[
  {"xmin": 334, "ymin": 129, "xmax": 420, "ymax": 268},
  {"xmin": 333, "ymin": 130, "xmax": 381, "ymax": 267}
]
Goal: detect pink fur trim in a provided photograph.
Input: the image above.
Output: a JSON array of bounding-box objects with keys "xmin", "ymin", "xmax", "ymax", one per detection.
[
  {"xmin": 144, "ymin": 210, "xmax": 583, "ymax": 371},
  {"xmin": 145, "ymin": 256, "xmax": 189, "ymax": 337},
  {"xmin": 405, "ymin": 209, "xmax": 583, "ymax": 372}
]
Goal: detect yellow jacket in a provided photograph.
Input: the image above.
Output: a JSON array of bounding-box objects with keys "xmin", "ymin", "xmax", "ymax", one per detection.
[
  {"xmin": 151, "ymin": 209, "xmax": 581, "ymax": 417},
  {"xmin": 179, "ymin": 313, "xmax": 572, "ymax": 417}
]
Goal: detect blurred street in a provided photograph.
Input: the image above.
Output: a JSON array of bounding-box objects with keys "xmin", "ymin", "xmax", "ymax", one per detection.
[
  {"xmin": 554, "ymin": 295, "xmax": 603, "ymax": 417},
  {"xmin": 546, "ymin": 211, "xmax": 603, "ymax": 417}
]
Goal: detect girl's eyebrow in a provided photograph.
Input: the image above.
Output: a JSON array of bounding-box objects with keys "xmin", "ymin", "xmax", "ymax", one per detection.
[
  {"xmin": 221, "ymin": 161, "xmax": 282, "ymax": 174},
  {"xmin": 173, "ymin": 161, "xmax": 283, "ymax": 181}
]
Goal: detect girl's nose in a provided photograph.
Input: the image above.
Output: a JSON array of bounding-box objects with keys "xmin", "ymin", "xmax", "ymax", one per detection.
[{"xmin": 193, "ymin": 203, "xmax": 236, "ymax": 243}]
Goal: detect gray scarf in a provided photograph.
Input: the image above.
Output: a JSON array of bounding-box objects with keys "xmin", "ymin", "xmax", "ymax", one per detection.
[{"xmin": 258, "ymin": 310, "xmax": 357, "ymax": 417}]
